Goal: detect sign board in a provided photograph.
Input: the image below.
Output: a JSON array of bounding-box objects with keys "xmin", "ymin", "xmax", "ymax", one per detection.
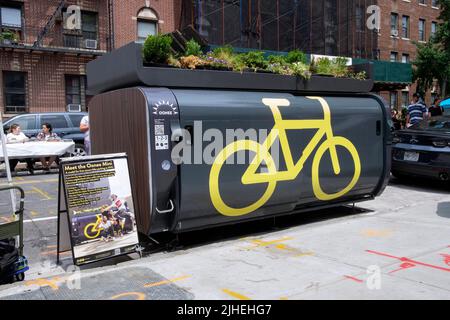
[{"xmin": 57, "ymin": 153, "xmax": 140, "ymax": 266}]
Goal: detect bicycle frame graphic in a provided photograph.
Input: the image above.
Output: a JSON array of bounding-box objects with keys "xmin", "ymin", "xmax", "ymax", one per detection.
[
  {"xmin": 84, "ymin": 214, "xmax": 104, "ymax": 239},
  {"xmin": 209, "ymin": 97, "xmax": 361, "ymax": 217}
]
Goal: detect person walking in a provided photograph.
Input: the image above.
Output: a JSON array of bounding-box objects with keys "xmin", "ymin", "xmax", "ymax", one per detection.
[
  {"xmin": 6, "ymin": 124, "xmax": 34, "ymax": 175},
  {"xmin": 79, "ymin": 113, "xmax": 90, "ymax": 156},
  {"xmin": 406, "ymin": 93, "xmax": 428, "ymax": 127},
  {"xmin": 36, "ymin": 123, "xmax": 61, "ymax": 172}
]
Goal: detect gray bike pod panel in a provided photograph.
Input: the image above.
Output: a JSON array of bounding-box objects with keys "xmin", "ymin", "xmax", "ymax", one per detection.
[{"xmin": 167, "ymin": 90, "xmax": 387, "ymax": 232}]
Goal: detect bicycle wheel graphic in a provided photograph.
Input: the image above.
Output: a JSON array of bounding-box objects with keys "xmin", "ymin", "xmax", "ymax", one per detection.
[
  {"xmin": 312, "ymin": 136, "xmax": 361, "ymax": 201},
  {"xmin": 209, "ymin": 140, "xmax": 277, "ymax": 216},
  {"xmin": 84, "ymin": 223, "xmax": 101, "ymax": 239}
]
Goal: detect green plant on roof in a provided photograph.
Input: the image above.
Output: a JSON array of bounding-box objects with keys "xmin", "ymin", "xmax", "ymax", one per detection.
[
  {"xmin": 185, "ymin": 39, "xmax": 202, "ymax": 57},
  {"xmin": 142, "ymin": 34, "xmax": 173, "ymax": 64},
  {"xmin": 291, "ymin": 62, "xmax": 312, "ymax": 80},
  {"xmin": 238, "ymin": 51, "xmax": 267, "ymax": 71},
  {"xmin": 285, "ymin": 49, "xmax": 307, "ymax": 64},
  {"xmin": 267, "ymin": 54, "xmax": 287, "ymax": 65}
]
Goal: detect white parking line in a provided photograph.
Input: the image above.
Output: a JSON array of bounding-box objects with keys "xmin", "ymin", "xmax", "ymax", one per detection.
[{"xmin": 24, "ymin": 216, "xmax": 58, "ymax": 223}]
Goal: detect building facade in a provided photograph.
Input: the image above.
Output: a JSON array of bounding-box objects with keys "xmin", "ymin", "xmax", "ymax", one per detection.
[
  {"xmin": 0, "ymin": 0, "xmax": 110, "ymax": 117},
  {"xmin": 378, "ymin": 0, "xmax": 441, "ymax": 109},
  {"xmin": 0, "ymin": 0, "xmax": 442, "ymax": 118}
]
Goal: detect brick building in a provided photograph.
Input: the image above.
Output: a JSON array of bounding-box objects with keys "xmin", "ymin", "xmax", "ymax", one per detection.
[
  {"xmin": 377, "ymin": 0, "xmax": 442, "ymax": 109},
  {"xmin": 0, "ymin": 0, "xmax": 111, "ymax": 117},
  {"xmin": 0, "ymin": 0, "xmax": 442, "ymax": 119},
  {"xmin": 111, "ymin": 0, "xmax": 181, "ymax": 49}
]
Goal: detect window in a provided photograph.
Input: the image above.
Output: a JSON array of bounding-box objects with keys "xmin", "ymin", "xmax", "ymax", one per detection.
[
  {"xmin": 432, "ymin": 0, "xmax": 439, "ymax": 7},
  {"xmin": 137, "ymin": 20, "xmax": 157, "ymax": 42},
  {"xmin": 137, "ymin": 8, "xmax": 158, "ymax": 42},
  {"xmin": 3, "ymin": 71, "xmax": 26, "ymax": 113},
  {"xmin": 419, "ymin": 19, "xmax": 426, "ymax": 41},
  {"xmin": 65, "ymin": 75, "xmax": 84, "ymax": 106},
  {"xmin": 402, "ymin": 16, "xmax": 410, "ymax": 39},
  {"xmin": 390, "ymin": 91, "xmax": 398, "ymax": 109},
  {"xmin": 10, "ymin": 115, "xmax": 36, "ymax": 131},
  {"xmin": 402, "ymin": 54, "xmax": 410, "ymax": 63},
  {"xmin": 391, "ymin": 13, "xmax": 399, "ymax": 36},
  {"xmin": 69, "ymin": 114, "xmax": 84, "ymax": 127},
  {"xmin": 40, "ymin": 115, "xmax": 69, "ymax": 128},
  {"xmin": 81, "ymin": 12, "xmax": 98, "ymax": 41},
  {"xmin": 431, "ymin": 22, "xmax": 438, "ymax": 38},
  {"xmin": 0, "ymin": 6, "xmax": 22, "ymax": 28},
  {"xmin": 419, "ymin": 0, "xmax": 426, "ymax": 5},
  {"xmin": 390, "ymin": 52, "xmax": 398, "ymax": 62},
  {"xmin": 402, "ymin": 92, "xmax": 409, "ymax": 108},
  {"xmin": 63, "ymin": 11, "xmax": 98, "ymax": 49}
]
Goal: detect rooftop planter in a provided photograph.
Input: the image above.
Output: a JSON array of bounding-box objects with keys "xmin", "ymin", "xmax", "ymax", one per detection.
[{"xmin": 87, "ymin": 41, "xmax": 374, "ymax": 96}]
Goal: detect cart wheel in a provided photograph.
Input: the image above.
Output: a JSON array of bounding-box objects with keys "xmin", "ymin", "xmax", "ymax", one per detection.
[{"xmin": 15, "ymin": 273, "xmax": 25, "ymax": 281}]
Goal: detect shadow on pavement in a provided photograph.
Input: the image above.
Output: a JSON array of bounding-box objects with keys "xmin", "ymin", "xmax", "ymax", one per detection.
[
  {"xmin": 142, "ymin": 205, "xmax": 372, "ymax": 256},
  {"xmin": 389, "ymin": 176, "xmax": 450, "ymax": 194},
  {"xmin": 436, "ymin": 202, "xmax": 450, "ymax": 219}
]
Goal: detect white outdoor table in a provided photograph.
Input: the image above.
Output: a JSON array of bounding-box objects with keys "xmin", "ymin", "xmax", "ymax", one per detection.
[{"xmin": 0, "ymin": 141, "xmax": 76, "ymax": 160}]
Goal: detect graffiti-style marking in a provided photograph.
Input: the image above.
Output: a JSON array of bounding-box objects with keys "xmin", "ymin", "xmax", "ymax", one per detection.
[
  {"xmin": 361, "ymin": 229, "xmax": 393, "ymax": 238},
  {"xmin": 367, "ymin": 250, "xmax": 450, "ymax": 273},
  {"xmin": 210, "ymin": 97, "xmax": 361, "ymax": 216},
  {"xmin": 440, "ymin": 254, "xmax": 450, "ymax": 266},
  {"xmin": 25, "ymin": 276, "xmax": 65, "ymax": 290},
  {"xmin": 111, "ymin": 292, "xmax": 146, "ymax": 300},
  {"xmin": 344, "ymin": 275, "xmax": 364, "ymax": 283},
  {"xmin": 389, "ymin": 262, "xmax": 416, "ymax": 274},
  {"xmin": 143, "ymin": 275, "xmax": 191, "ymax": 288},
  {"xmin": 222, "ymin": 289, "xmax": 252, "ymax": 300}
]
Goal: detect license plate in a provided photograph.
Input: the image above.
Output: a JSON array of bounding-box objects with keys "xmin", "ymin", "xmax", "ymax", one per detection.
[{"xmin": 404, "ymin": 151, "xmax": 419, "ymax": 162}]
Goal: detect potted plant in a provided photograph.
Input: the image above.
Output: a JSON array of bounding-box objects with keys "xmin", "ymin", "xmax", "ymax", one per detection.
[{"xmin": 0, "ymin": 30, "xmax": 17, "ymax": 45}]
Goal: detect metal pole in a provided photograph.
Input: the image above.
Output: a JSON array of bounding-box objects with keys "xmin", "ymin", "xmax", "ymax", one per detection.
[{"xmin": 0, "ymin": 112, "xmax": 17, "ymax": 214}]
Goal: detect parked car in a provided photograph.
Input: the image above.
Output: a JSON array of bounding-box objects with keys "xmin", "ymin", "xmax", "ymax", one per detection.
[
  {"xmin": 392, "ymin": 116, "xmax": 450, "ymax": 182},
  {"xmin": 3, "ymin": 112, "xmax": 87, "ymax": 157}
]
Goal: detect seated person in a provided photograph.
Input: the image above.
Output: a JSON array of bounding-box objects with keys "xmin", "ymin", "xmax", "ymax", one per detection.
[
  {"xmin": 36, "ymin": 123, "xmax": 61, "ymax": 172},
  {"xmin": 6, "ymin": 124, "xmax": 34, "ymax": 175}
]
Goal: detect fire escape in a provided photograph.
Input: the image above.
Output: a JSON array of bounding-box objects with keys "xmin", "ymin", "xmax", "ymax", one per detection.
[{"xmin": 33, "ymin": 0, "xmax": 66, "ymax": 48}]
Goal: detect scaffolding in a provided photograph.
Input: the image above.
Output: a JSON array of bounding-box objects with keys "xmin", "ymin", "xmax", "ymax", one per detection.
[{"xmin": 181, "ymin": 0, "xmax": 378, "ymax": 59}]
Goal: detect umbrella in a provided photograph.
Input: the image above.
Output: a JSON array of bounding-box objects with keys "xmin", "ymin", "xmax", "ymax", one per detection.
[{"xmin": 441, "ymin": 98, "xmax": 450, "ymax": 109}]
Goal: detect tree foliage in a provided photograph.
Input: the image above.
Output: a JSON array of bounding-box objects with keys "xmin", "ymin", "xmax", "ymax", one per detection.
[{"xmin": 413, "ymin": 0, "xmax": 450, "ymax": 96}]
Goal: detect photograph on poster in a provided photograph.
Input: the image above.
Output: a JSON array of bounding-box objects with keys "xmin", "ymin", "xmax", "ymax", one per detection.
[{"xmin": 62, "ymin": 157, "xmax": 139, "ymax": 263}]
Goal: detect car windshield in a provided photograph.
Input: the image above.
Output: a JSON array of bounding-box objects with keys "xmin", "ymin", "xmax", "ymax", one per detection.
[{"xmin": 410, "ymin": 116, "xmax": 450, "ymax": 132}]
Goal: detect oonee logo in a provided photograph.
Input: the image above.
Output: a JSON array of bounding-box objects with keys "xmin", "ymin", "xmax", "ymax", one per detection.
[{"xmin": 153, "ymin": 100, "xmax": 178, "ymax": 116}]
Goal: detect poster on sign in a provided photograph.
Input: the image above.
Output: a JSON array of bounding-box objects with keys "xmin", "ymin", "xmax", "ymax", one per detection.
[{"xmin": 57, "ymin": 153, "xmax": 139, "ymax": 266}]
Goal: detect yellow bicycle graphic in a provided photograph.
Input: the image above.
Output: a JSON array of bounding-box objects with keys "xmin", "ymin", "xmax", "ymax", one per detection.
[
  {"xmin": 84, "ymin": 214, "xmax": 104, "ymax": 239},
  {"xmin": 209, "ymin": 97, "xmax": 361, "ymax": 217}
]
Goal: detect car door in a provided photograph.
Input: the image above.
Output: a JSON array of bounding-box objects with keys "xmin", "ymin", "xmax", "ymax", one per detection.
[
  {"xmin": 5, "ymin": 114, "xmax": 38, "ymax": 138},
  {"xmin": 39, "ymin": 114, "xmax": 70, "ymax": 138}
]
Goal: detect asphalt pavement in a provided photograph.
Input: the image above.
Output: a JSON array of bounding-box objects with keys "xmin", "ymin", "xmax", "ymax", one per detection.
[{"xmin": 0, "ymin": 171, "xmax": 449, "ymax": 300}]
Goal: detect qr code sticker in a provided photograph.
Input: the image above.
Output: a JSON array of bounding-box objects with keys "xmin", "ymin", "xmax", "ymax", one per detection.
[{"xmin": 155, "ymin": 125, "xmax": 165, "ymax": 135}]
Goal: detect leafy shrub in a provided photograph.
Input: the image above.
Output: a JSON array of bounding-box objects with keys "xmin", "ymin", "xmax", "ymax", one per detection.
[
  {"xmin": 238, "ymin": 51, "xmax": 267, "ymax": 71},
  {"xmin": 285, "ymin": 50, "xmax": 307, "ymax": 64},
  {"xmin": 143, "ymin": 34, "xmax": 173, "ymax": 64},
  {"xmin": 291, "ymin": 62, "xmax": 312, "ymax": 80},
  {"xmin": 212, "ymin": 45, "xmax": 234, "ymax": 60},
  {"xmin": 267, "ymin": 54, "xmax": 287, "ymax": 65},
  {"xmin": 185, "ymin": 39, "xmax": 202, "ymax": 57}
]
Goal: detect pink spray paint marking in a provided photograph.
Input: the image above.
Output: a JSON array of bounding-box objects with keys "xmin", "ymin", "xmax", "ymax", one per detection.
[
  {"xmin": 343, "ymin": 275, "xmax": 364, "ymax": 283},
  {"xmin": 366, "ymin": 250, "xmax": 450, "ymax": 273},
  {"xmin": 389, "ymin": 262, "xmax": 416, "ymax": 274},
  {"xmin": 441, "ymin": 254, "xmax": 450, "ymax": 267}
]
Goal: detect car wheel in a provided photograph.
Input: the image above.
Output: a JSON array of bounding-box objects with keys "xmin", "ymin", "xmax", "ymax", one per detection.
[{"xmin": 69, "ymin": 144, "xmax": 87, "ymax": 157}]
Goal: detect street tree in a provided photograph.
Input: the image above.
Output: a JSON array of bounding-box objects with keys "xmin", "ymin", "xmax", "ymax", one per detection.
[{"xmin": 413, "ymin": 0, "xmax": 450, "ymax": 97}]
